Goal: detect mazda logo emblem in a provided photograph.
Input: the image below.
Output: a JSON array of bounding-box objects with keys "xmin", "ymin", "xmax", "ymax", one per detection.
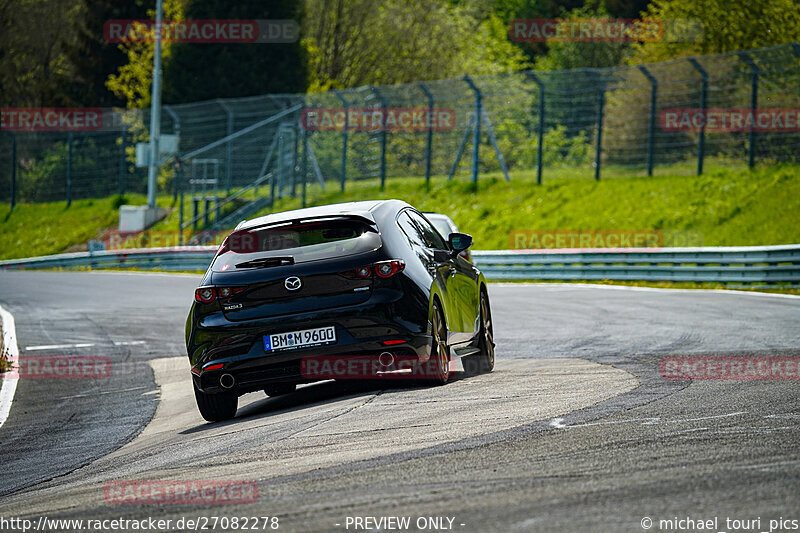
[{"xmin": 284, "ymin": 276, "xmax": 302, "ymax": 291}]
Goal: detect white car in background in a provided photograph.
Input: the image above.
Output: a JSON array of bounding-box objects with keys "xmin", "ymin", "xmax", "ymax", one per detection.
[{"xmin": 424, "ymin": 212, "xmax": 472, "ymax": 262}]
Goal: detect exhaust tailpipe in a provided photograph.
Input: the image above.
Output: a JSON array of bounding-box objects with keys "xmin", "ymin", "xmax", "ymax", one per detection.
[
  {"xmin": 378, "ymin": 352, "xmax": 395, "ymax": 367},
  {"xmin": 219, "ymin": 373, "xmax": 236, "ymax": 389}
]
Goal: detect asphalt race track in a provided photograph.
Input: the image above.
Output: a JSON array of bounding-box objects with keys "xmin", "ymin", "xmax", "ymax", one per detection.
[{"xmin": 1, "ymin": 271, "xmax": 799, "ymax": 532}]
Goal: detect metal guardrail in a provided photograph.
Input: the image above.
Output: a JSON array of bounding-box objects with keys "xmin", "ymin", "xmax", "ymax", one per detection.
[
  {"xmin": 1, "ymin": 244, "xmax": 799, "ymax": 287},
  {"xmin": 0, "ymin": 247, "xmax": 217, "ymax": 272},
  {"xmin": 473, "ymin": 245, "xmax": 800, "ymax": 284}
]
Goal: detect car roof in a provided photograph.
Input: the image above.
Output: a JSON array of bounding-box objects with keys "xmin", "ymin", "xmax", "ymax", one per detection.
[{"xmin": 237, "ymin": 200, "xmax": 407, "ymax": 230}]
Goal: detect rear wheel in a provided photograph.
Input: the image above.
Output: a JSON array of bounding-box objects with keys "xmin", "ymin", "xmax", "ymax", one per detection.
[
  {"xmin": 464, "ymin": 290, "xmax": 495, "ymax": 375},
  {"xmin": 193, "ymin": 382, "xmax": 238, "ymax": 422},
  {"xmin": 264, "ymin": 383, "xmax": 296, "ymax": 397},
  {"xmin": 418, "ymin": 301, "xmax": 450, "ymax": 384}
]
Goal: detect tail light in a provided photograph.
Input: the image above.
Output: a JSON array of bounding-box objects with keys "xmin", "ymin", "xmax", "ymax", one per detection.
[
  {"xmin": 194, "ymin": 286, "xmax": 245, "ymax": 304},
  {"xmin": 354, "ymin": 266, "xmax": 372, "ymax": 279},
  {"xmin": 195, "ymin": 287, "xmax": 216, "ymax": 303},
  {"xmin": 341, "ymin": 260, "xmax": 405, "ymax": 280},
  {"xmin": 375, "ymin": 260, "xmax": 405, "ymax": 278}
]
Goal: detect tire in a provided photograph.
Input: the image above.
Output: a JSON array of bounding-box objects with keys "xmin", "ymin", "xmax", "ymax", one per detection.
[
  {"xmin": 417, "ymin": 301, "xmax": 450, "ymax": 384},
  {"xmin": 193, "ymin": 382, "xmax": 238, "ymax": 422},
  {"xmin": 463, "ymin": 290, "xmax": 495, "ymax": 375},
  {"xmin": 264, "ymin": 383, "xmax": 296, "ymax": 397}
]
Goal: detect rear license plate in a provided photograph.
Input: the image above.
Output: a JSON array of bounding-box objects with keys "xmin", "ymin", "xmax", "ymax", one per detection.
[{"xmin": 264, "ymin": 326, "xmax": 337, "ymax": 353}]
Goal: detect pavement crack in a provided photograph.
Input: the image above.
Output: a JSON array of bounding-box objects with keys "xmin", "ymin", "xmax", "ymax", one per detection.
[{"xmin": 282, "ymin": 391, "xmax": 384, "ymax": 441}]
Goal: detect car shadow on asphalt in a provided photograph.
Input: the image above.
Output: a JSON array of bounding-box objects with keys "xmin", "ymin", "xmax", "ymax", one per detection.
[{"xmin": 179, "ymin": 370, "xmax": 475, "ymax": 434}]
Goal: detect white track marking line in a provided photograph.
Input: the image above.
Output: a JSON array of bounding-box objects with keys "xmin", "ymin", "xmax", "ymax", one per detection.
[
  {"xmin": 25, "ymin": 340, "xmax": 146, "ymax": 351},
  {"xmin": 25, "ymin": 343, "xmax": 96, "ymax": 351},
  {"xmin": 550, "ymin": 411, "xmax": 747, "ymax": 430},
  {"xmin": 488, "ymin": 282, "xmax": 800, "ymax": 299},
  {"xmin": 0, "ymin": 305, "xmax": 20, "ymax": 429},
  {"xmin": 672, "ymin": 411, "xmax": 746, "ymax": 423}
]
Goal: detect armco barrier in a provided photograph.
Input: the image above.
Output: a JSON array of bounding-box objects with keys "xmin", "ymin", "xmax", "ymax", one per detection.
[
  {"xmin": 473, "ymin": 245, "xmax": 800, "ymax": 284},
  {"xmin": 0, "ymin": 247, "xmax": 217, "ymax": 272},
  {"xmin": 1, "ymin": 244, "xmax": 799, "ymax": 287}
]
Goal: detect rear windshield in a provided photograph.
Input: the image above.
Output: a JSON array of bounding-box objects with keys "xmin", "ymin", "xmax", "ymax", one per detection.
[{"xmin": 212, "ymin": 219, "xmax": 381, "ymax": 271}]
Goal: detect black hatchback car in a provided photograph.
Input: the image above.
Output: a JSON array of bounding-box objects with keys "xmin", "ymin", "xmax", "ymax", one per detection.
[{"xmin": 186, "ymin": 200, "xmax": 494, "ymax": 421}]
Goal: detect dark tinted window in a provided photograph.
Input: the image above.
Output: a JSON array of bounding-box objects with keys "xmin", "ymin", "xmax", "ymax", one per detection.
[
  {"xmin": 212, "ymin": 219, "xmax": 380, "ymax": 271},
  {"xmin": 407, "ymin": 211, "xmax": 447, "ymax": 249},
  {"xmin": 397, "ymin": 212, "xmax": 427, "ymax": 248}
]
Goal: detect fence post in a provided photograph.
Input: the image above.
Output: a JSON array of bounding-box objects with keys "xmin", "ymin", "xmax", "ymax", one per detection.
[
  {"xmin": 463, "ymin": 75, "xmax": 481, "ymax": 184},
  {"xmin": 417, "ymin": 82, "xmax": 434, "ymax": 186},
  {"xmin": 10, "ymin": 133, "xmax": 16, "ymax": 210},
  {"xmin": 637, "ymin": 66, "xmax": 658, "ymax": 177},
  {"xmin": 177, "ymin": 157, "xmax": 184, "ymax": 245},
  {"xmin": 163, "ymin": 105, "xmax": 181, "ymax": 200},
  {"xmin": 291, "ymin": 111, "xmax": 300, "ymax": 196},
  {"xmin": 370, "ymin": 86, "xmax": 388, "ymax": 189},
  {"xmin": 118, "ymin": 129, "xmax": 127, "ymax": 196},
  {"xmin": 66, "ymin": 131, "xmax": 73, "ymax": 206},
  {"xmin": 334, "ymin": 90, "xmax": 348, "ymax": 191},
  {"xmin": 737, "ymin": 51, "xmax": 759, "ymax": 169},
  {"xmin": 301, "ymin": 126, "xmax": 308, "ymax": 208},
  {"xmin": 218, "ymin": 99, "xmax": 234, "ymax": 195},
  {"xmin": 525, "ymin": 72, "xmax": 545, "ymax": 185},
  {"xmin": 593, "ymin": 74, "xmax": 605, "ymax": 181},
  {"xmin": 688, "ymin": 58, "xmax": 708, "ymax": 176}
]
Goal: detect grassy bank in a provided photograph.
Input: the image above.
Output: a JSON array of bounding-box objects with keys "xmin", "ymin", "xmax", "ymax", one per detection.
[
  {"xmin": 0, "ymin": 195, "xmax": 137, "ymax": 260},
  {"xmin": 251, "ymin": 164, "xmax": 800, "ymax": 250},
  {"xmin": 1, "ymin": 164, "xmax": 798, "ymax": 260}
]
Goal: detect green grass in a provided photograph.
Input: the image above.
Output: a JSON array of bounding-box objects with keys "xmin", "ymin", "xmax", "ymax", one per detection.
[
  {"xmin": 2, "ymin": 164, "xmax": 798, "ymax": 261},
  {"xmin": 0, "ymin": 197, "xmax": 119, "ymax": 260},
  {"xmin": 247, "ymin": 164, "xmax": 800, "ymax": 250}
]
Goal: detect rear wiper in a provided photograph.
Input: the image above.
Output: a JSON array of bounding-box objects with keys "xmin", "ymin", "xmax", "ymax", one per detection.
[{"xmin": 234, "ymin": 256, "xmax": 294, "ymax": 269}]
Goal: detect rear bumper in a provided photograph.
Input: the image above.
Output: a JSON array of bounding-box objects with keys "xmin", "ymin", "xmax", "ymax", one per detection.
[
  {"xmin": 192, "ymin": 336, "xmax": 432, "ymax": 394},
  {"xmin": 187, "ymin": 291, "xmax": 432, "ymax": 395}
]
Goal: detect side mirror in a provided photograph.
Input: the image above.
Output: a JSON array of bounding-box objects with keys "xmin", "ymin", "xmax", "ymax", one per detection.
[{"xmin": 448, "ymin": 232, "xmax": 473, "ymax": 253}]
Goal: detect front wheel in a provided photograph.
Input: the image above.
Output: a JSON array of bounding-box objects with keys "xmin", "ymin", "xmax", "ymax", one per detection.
[
  {"xmin": 194, "ymin": 382, "xmax": 238, "ymax": 422},
  {"xmin": 464, "ymin": 290, "xmax": 495, "ymax": 375}
]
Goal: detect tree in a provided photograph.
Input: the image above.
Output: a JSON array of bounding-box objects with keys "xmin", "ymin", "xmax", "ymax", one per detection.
[
  {"xmin": 533, "ymin": 4, "xmax": 633, "ymax": 71},
  {"xmin": 302, "ymin": 0, "xmax": 529, "ymax": 91},
  {"xmin": 452, "ymin": 0, "xmax": 651, "ymax": 66},
  {"xmin": 106, "ymin": 0, "xmax": 185, "ymax": 110},
  {"xmin": 0, "ymin": 0, "xmax": 85, "ymax": 107},
  {"xmin": 65, "ymin": 0, "xmax": 153, "ymax": 107},
  {"xmin": 629, "ymin": 0, "xmax": 800, "ymax": 64},
  {"xmin": 162, "ymin": 0, "xmax": 308, "ymax": 103}
]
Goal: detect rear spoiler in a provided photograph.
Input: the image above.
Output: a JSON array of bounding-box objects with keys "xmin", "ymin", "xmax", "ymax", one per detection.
[{"xmin": 238, "ymin": 213, "xmax": 377, "ymax": 232}]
